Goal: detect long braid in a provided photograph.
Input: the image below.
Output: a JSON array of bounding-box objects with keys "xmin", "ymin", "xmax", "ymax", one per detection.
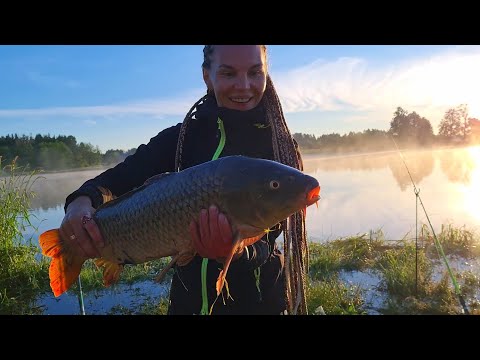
[
  {"xmin": 175, "ymin": 45, "xmax": 216, "ymax": 171},
  {"xmin": 264, "ymin": 75, "xmax": 309, "ymax": 315},
  {"xmin": 176, "ymin": 46, "xmax": 309, "ymax": 315},
  {"xmin": 175, "ymin": 94, "xmax": 211, "ymax": 171}
]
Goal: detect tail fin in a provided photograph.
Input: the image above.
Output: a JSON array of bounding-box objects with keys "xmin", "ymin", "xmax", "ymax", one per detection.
[{"xmin": 39, "ymin": 229, "xmax": 86, "ymax": 297}]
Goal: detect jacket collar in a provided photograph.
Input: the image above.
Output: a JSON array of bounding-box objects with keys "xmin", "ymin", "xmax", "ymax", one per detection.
[{"xmin": 195, "ymin": 95, "xmax": 269, "ymax": 129}]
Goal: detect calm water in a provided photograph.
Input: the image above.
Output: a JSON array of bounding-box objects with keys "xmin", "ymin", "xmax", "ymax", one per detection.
[
  {"xmin": 25, "ymin": 146, "xmax": 480, "ymax": 244},
  {"xmin": 21, "ymin": 146, "xmax": 480, "ymax": 314}
]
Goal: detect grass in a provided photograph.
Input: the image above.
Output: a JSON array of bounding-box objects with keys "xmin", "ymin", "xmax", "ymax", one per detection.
[
  {"xmin": 0, "ymin": 157, "xmax": 50, "ymax": 314},
  {"xmin": 306, "ymin": 275, "xmax": 366, "ymax": 315},
  {"xmin": 108, "ymin": 296, "xmax": 170, "ymax": 315},
  {"xmin": 68, "ymin": 258, "xmax": 173, "ymax": 294},
  {"xmin": 309, "ymin": 232, "xmax": 385, "ymax": 279},
  {"xmin": 375, "ymin": 242, "xmax": 432, "ymax": 298},
  {"xmin": 307, "ymin": 225, "xmax": 480, "ymax": 315},
  {"xmin": 421, "ymin": 223, "xmax": 480, "ymax": 258}
]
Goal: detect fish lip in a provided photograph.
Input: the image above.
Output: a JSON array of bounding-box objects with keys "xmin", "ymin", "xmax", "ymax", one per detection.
[
  {"xmin": 305, "ymin": 184, "xmax": 321, "ymax": 207},
  {"xmin": 305, "ymin": 194, "xmax": 320, "ymax": 207}
]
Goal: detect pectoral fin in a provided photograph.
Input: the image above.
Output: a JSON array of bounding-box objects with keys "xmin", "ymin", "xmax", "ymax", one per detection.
[{"xmin": 94, "ymin": 258, "xmax": 124, "ymax": 287}]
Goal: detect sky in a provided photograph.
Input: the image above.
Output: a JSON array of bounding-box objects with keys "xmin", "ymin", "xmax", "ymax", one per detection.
[{"xmin": 1, "ymin": 45, "xmax": 480, "ymax": 152}]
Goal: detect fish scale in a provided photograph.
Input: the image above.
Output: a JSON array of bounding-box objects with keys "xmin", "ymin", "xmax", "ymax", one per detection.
[{"xmin": 39, "ymin": 155, "xmax": 320, "ymax": 298}]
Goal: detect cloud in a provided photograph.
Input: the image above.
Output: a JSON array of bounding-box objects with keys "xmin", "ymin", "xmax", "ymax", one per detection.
[
  {"xmin": 83, "ymin": 119, "xmax": 97, "ymax": 125},
  {"xmin": 3, "ymin": 46, "xmax": 480, "ymax": 130},
  {"xmin": 0, "ymin": 88, "xmax": 205, "ymax": 119},
  {"xmin": 273, "ymin": 46, "xmax": 480, "ymax": 123}
]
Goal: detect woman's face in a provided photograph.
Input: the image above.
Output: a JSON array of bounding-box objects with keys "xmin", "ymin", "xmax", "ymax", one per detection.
[{"xmin": 203, "ymin": 45, "xmax": 267, "ymax": 111}]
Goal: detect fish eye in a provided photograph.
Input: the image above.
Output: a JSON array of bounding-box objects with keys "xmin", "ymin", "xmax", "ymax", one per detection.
[{"xmin": 269, "ymin": 180, "xmax": 280, "ymax": 190}]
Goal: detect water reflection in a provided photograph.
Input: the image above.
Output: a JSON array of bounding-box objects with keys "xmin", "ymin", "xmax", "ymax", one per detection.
[
  {"xmin": 387, "ymin": 150, "xmax": 434, "ymax": 192},
  {"xmin": 303, "ymin": 148, "xmax": 480, "ymax": 192},
  {"xmin": 26, "ymin": 148, "xmax": 480, "ymax": 244},
  {"xmin": 438, "ymin": 147, "xmax": 477, "ymax": 185},
  {"xmin": 29, "ymin": 148, "xmax": 479, "ymax": 210}
]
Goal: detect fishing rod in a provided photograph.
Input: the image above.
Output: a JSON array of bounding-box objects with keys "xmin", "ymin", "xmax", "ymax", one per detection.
[
  {"xmin": 391, "ymin": 136, "xmax": 470, "ymax": 315},
  {"xmin": 77, "ymin": 277, "xmax": 86, "ymax": 315}
]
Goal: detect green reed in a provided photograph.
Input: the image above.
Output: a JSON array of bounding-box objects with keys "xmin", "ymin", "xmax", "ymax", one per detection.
[{"xmin": 0, "ymin": 157, "xmax": 50, "ymax": 314}]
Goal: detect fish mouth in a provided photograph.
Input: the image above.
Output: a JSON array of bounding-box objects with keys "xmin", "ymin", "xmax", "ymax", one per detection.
[{"xmin": 305, "ymin": 185, "xmax": 321, "ymax": 207}]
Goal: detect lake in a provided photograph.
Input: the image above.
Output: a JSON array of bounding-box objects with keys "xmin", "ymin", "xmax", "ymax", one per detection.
[
  {"xmin": 22, "ymin": 146, "xmax": 480, "ymax": 314},
  {"xmin": 25, "ymin": 146, "xmax": 480, "ymax": 245}
]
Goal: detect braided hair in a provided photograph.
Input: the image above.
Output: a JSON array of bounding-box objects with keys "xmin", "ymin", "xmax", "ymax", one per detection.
[{"xmin": 175, "ymin": 45, "xmax": 309, "ymax": 315}]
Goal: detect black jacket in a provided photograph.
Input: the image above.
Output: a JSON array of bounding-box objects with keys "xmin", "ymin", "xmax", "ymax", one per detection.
[{"xmin": 65, "ymin": 96, "xmax": 293, "ymax": 315}]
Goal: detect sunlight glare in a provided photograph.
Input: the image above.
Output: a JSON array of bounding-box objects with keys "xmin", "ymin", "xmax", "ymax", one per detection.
[{"xmin": 462, "ymin": 146, "xmax": 480, "ymax": 221}]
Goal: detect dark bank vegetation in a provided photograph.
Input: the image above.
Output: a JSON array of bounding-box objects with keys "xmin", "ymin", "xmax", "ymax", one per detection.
[
  {"xmin": 0, "ymin": 134, "xmax": 136, "ymax": 172},
  {"xmin": 1, "ymin": 104, "xmax": 480, "ymax": 172},
  {"xmin": 293, "ymin": 104, "xmax": 480, "ymax": 154}
]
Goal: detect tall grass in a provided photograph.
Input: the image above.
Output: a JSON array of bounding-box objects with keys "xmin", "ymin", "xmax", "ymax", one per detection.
[
  {"xmin": 306, "ymin": 275, "xmax": 366, "ymax": 315},
  {"xmin": 375, "ymin": 242, "xmax": 432, "ymax": 298},
  {"xmin": 0, "ymin": 157, "xmax": 49, "ymax": 314},
  {"xmin": 309, "ymin": 233, "xmax": 384, "ymax": 279},
  {"xmin": 421, "ymin": 223, "xmax": 480, "ymax": 258}
]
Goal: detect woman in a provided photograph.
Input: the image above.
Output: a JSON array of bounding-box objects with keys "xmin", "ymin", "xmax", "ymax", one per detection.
[{"xmin": 61, "ymin": 45, "xmax": 308, "ymax": 315}]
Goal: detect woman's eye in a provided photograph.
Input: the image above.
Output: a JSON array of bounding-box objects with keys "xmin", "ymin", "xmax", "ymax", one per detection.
[{"xmin": 250, "ymin": 70, "xmax": 264, "ymax": 77}]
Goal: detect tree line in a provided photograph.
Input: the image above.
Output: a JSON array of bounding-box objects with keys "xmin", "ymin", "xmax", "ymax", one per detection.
[
  {"xmin": 0, "ymin": 134, "xmax": 135, "ymax": 171},
  {"xmin": 293, "ymin": 104, "xmax": 480, "ymax": 152},
  {"xmin": 1, "ymin": 104, "xmax": 479, "ymax": 171}
]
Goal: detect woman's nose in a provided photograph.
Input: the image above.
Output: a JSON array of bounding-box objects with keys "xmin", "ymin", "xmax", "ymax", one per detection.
[{"xmin": 234, "ymin": 74, "xmax": 250, "ymax": 89}]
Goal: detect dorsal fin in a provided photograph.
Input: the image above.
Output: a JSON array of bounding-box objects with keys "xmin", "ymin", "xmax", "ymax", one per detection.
[{"xmin": 143, "ymin": 172, "xmax": 174, "ymax": 186}]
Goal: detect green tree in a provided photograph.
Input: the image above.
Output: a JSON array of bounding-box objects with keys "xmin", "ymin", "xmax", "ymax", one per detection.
[
  {"xmin": 37, "ymin": 141, "xmax": 74, "ymax": 170},
  {"xmin": 74, "ymin": 142, "xmax": 102, "ymax": 167},
  {"xmin": 438, "ymin": 104, "xmax": 470, "ymax": 142},
  {"xmin": 389, "ymin": 107, "xmax": 410, "ymax": 138},
  {"xmin": 389, "ymin": 107, "xmax": 434, "ymax": 145},
  {"xmin": 103, "ymin": 149, "xmax": 125, "ymax": 166}
]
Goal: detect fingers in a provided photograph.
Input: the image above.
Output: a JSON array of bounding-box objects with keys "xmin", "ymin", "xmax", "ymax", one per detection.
[
  {"xmin": 192, "ymin": 205, "xmax": 234, "ymax": 260},
  {"xmin": 218, "ymin": 213, "xmax": 233, "ymax": 245},
  {"xmin": 82, "ymin": 216, "xmax": 105, "ymax": 250},
  {"xmin": 60, "ymin": 219, "xmax": 99, "ymax": 258},
  {"xmin": 190, "ymin": 219, "xmax": 207, "ymax": 258},
  {"xmin": 208, "ymin": 205, "xmax": 220, "ymax": 244},
  {"xmin": 61, "ymin": 203, "xmax": 104, "ymax": 259},
  {"xmin": 199, "ymin": 208, "xmax": 210, "ymax": 245}
]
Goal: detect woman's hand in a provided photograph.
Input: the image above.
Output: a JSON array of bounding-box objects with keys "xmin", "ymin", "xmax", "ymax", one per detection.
[
  {"xmin": 60, "ymin": 196, "xmax": 105, "ymax": 259},
  {"xmin": 190, "ymin": 205, "xmax": 243, "ymax": 261}
]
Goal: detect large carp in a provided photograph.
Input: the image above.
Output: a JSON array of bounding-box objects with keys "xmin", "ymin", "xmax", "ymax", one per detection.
[{"xmin": 39, "ymin": 155, "xmax": 320, "ymax": 298}]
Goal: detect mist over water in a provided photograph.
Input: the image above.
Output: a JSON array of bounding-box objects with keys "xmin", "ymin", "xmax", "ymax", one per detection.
[
  {"xmin": 303, "ymin": 146, "xmax": 480, "ymax": 241},
  {"xmin": 26, "ymin": 147, "xmax": 480, "ymax": 244},
  {"xmin": 29, "ymin": 169, "xmax": 106, "ymax": 211}
]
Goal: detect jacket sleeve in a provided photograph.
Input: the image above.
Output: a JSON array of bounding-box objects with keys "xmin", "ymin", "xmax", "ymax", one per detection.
[
  {"xmin": 228, "ymin": 223, "xmax": 283, "ymax": 274},
  {"xmin": 64, "ymin": 123, "xmax": 182, "ymax": 211}
]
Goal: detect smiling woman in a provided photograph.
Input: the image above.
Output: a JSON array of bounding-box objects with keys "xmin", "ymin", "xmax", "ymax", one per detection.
[{"xmin": 51, "ymin": 45, "xmax": 310, "ymax": 316}]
